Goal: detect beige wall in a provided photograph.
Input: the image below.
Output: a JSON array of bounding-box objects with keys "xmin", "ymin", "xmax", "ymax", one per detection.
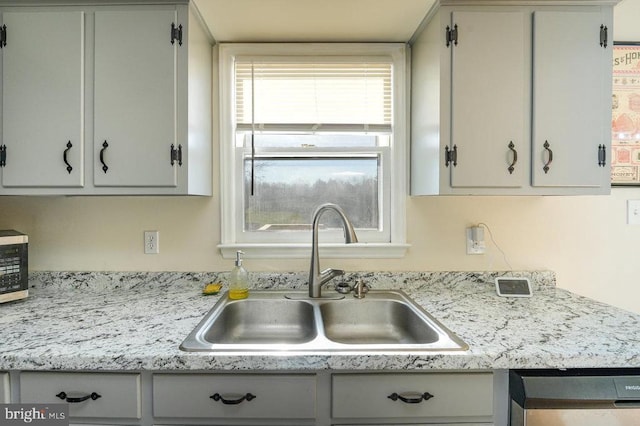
[{"xmin": 1, "ymin": 0, "xmax": 640, "ymax": 314}]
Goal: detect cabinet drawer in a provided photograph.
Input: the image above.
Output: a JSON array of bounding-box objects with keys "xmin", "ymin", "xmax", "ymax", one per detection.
[
  {"xmin": 153, "ymin": 374, "xmax": 316, "ymax": 419},
  {"xmin": 0, "ymin": 373, "xmax": 9, "ymax": 403},
  {"xmin": 20, "ymin": 372, "xmax": 141, "ymax": 419},
  {"xmin": 332, "ymin": 373, "xmax": 493, "ymax": 419}
]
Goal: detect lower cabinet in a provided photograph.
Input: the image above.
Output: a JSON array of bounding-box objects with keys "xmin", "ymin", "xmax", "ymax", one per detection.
[
  {"xmin": 7, "ymin": 370, "xmax": 497, "ymax": 425},
  {"xmin": 19, "ymin": 372, "xmax": 142, "ymax": 420},
  {"xmin": 332, "ymin": 372, "xmax": 494, "ymax": 424},
  {"xmin": 153, "ymin": 373, "xmax": 317, "ymax": 420}
]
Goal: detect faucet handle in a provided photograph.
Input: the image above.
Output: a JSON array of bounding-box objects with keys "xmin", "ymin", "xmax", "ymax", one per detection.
[
  {"xmin": 334, "ymin": 280, "xmax": 370, "ymax": 296},
  {"xmin": 319, "ymin": 268, "xmax": 344, "ymax": 284}
]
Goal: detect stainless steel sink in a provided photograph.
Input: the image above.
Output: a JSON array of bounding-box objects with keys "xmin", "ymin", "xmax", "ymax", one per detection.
[
  {"xmin": 202, "ymin": 297, "xmax": 317, "ymax": 345},
  {"xmin": 180, "ymin": 290, "xmax": 468, "ymax": 353},
  {"xmin": 320, "ymin": 298, "xmax": 440, "ymax": 345}
]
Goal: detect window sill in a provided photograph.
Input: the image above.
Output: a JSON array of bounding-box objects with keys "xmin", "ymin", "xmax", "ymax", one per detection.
[{"xmin": 218, "ymin": 243, "xmax": 410, "ymax": 259}]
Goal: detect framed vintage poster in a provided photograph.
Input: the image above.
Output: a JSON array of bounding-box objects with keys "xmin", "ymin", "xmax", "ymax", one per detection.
[{"xmin": 612, "ymin": 42, "xmax": 640, "ymax": 185}]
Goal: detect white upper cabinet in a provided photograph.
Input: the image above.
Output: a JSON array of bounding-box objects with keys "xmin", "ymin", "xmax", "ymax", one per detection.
[
  {"xmin": 411, "ymin": 2, "xmax": 613, "ymax": 195},
  {"xmin": 94, "ymin": 9, "xmax": 178, "ymax": 188},
  {"xmin": 0, "ymin": 2, "xmax": 212, "ymax": 195},
  {"xmin": 531, "ymin": 10, "xmax": 609, "ymax": 189},
  {"xmin": 1, "ymin": 11, "xmax": 84, "ymax": 188},
  {"xmin": 449, "ymin": 11, "xmax": 527, "ymax": 189}
]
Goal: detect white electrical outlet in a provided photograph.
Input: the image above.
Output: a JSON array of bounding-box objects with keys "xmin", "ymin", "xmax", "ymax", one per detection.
[
  {"xmin": 144, "ymin": 231, "xmax": 159, "ymax": 254},
  {"xmin": 466, "ymin": 226, "xmax": 485, "ymax": 255},
  {"xmin": 628, "ymin": 200, "xmax": 640, "ymax": 225}
]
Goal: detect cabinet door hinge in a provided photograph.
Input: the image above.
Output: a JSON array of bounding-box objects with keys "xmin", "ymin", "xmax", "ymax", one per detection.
[
  {"xmin": 170, "ymin": 144, "xmax": 183, "ymax": 167},
  {"xmin": 0, "ymin": 145, "xmax": 7, "ymax": 167},
  {"xmin": 598, "ymin": 144, "xmax": 607, "ymax": 167},
  {"xmin": 1, "ymin": 25, "xmax": 7, "ymax": 48},
  {"xmin": 600, "ymin": 25, "xmax": 608, "ymax": 48},
  {"xmin": 445, "ymin": 145, "xmax": 457, "ymax": 167},
  {"xmin": 446, "ymin": 24, "xmax": 458, "ymax": 48},
  {"xmin": 171, "ymin": 23, "xmax": 183, "ymax": 46}
]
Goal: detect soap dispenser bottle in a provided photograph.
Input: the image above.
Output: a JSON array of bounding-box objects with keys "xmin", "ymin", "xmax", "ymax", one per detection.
[{"xmin": 229, "ymin": 250, "xmax": 249, "ymax": 300}]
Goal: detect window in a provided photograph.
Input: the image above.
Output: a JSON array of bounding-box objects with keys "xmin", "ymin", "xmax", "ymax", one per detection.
[{"xmin": 219, "ymin": 44, "xmax": 408, "ymax": 258}]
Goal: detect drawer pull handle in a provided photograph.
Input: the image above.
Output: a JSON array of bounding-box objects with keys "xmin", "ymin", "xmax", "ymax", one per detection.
[
  {"xmin": 210, "ymin": 392, "xmax": 256, "ymax": 405},
  {"xmin": 387, "ymin": 392, "xmax": 434, "ymax": 404},
  {"xmin": 56, "ymin": 391, "xmax": 102, "ymax": 403}
]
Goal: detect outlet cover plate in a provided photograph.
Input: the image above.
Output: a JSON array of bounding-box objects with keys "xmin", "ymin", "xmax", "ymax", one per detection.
[
  {"xmin": 144, "ymin": 231, "xmax": 159, "ymax": 254},
  {"xmin": 466, "ymin": 227, "xmax": 485, "ymax": 255}
]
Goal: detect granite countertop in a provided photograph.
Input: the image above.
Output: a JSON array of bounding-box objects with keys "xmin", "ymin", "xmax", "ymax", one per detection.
[{"xmin": 1, "ymin": 271, "xmax": 639, "ymax": 371}]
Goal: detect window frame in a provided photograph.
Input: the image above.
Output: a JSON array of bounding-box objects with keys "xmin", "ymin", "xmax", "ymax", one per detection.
[
  {"xmin": 239, "ymin": 144, "xmax": 389, "ymax": 243},
  {"xmin": 218, "ymin": 43, "xmax": 409, "ymax": 259}
]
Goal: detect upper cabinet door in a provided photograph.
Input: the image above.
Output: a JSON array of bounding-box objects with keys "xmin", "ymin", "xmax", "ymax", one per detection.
[
  {"xmin": 93, "ymin": 9, "xmax": 178, "ymax": 187},
  {"xmin": 532, "ymin": 10, "xmax": 608, "ymax": 188},
  {"xmin": 450, "ymin": 11, "xmax": 527, "ymax": 188},
  {"xmin": 1, "ymin": 11, "xmax": 84, "ymax": 187}
]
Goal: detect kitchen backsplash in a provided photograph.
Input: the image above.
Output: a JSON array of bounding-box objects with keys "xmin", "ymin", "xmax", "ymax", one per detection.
[{"xmin": 28, "ymin": 270, "xmax": 555, "ymax": 291}]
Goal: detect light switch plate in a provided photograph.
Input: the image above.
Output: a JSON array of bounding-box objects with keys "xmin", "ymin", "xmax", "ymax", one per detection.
[{"xmin": 628, "ymin": 200, "xmax": 640, "ymax": 225}]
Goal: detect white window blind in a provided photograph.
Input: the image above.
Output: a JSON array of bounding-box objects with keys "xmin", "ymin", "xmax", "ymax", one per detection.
[{"xmin": 235, "ymin": 59, "xmax": 392, "ymax": 133}]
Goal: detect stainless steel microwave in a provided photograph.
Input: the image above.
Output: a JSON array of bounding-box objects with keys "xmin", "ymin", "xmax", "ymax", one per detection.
[{"xmin": 0, "ymin": 230, "xmax": 28, "ymax": 303}]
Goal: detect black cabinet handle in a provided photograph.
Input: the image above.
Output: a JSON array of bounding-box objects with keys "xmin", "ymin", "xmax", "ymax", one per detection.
[
  {"xmin": 387, "ymin": 392, "xmax": 434, "ymax": 404},
  {"xmin": 210, "ymin": 392, "xmax": 256, "ymax": 405},
  {"xmin": 63, "ymin": 141, "xmax": 73, "ymax": 174},
  {"xmin": 100, "ymin": 140, "xmax": 109, "ymax": 173},
  {"xmin": 508, "ymin": 141, "xmax": 518, "ymax": 175},
  {"xmin": 543, "ymin": 140, "xmax": 553, "ymax": 174},
  {"xmin": 56, "ymin": 391, "xmax": 101, "ymax": 403}
]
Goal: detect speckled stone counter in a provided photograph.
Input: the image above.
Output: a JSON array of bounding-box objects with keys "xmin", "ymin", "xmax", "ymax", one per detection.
[{"xmin": 1, "ymin": 271, "xmax": 639, "ymax": 371}]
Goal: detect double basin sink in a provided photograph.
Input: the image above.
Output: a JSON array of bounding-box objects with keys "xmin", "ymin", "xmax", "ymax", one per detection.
[{"xmin": 180, "ymin": 290, "xmax": 468, "ymax": 353}]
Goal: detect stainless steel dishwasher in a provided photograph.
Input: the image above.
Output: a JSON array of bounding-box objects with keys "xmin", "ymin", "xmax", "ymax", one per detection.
[{"xmin": 510, "ymin": 369, "xmax": 640, "ymax": 425}]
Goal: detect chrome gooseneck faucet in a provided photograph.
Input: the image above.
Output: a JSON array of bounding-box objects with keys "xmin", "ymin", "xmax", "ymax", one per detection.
[{"xmin": 308, "ymin": 203, "xmax": 358, "ymax": 298}]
